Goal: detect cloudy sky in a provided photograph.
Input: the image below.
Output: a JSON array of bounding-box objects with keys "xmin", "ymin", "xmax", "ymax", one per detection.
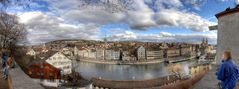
[{"xmin": 6, "ymin": 0, "xmax": 239, "ymax": 45}]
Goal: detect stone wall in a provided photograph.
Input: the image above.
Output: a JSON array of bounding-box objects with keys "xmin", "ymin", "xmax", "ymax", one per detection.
[{"xmin": 216, "ymin": 12, "xmax": 239, "ymax": 65}]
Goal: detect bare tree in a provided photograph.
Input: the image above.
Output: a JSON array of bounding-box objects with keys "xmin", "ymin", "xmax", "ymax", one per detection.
[
  {"xmin": 168, "ymin": 64, "xmax": 183, "ymax": 79},
  {"xmin": 0, "ymin": 12, "xmax": 27, "ymax": 51},
  {"xmin": 0, "ymin": 0, "xmax": 28, "ymax": 52}
]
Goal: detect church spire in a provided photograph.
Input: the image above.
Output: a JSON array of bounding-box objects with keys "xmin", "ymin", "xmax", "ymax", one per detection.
[{"xmin": 202, "ymin": 38, "xmax": 205, "ymax": 43}]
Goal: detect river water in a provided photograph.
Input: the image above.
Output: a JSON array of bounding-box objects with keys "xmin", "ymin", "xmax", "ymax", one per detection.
[{"xmin": 74, "ymin": 60, "xmax": 196, "ymax": 81}]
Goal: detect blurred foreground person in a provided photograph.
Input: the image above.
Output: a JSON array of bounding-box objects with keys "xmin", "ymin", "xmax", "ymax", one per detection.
[
  {"xmin": 1, "ymin": 52, "xmax": 9, "ymax": 80},
  {"xmin": 2, "ymin": 63, "xmax": 9, "ymax": 80},
  {"xmin": 216, "ymin": 51, "xmax": 239, "ymax": 89}
]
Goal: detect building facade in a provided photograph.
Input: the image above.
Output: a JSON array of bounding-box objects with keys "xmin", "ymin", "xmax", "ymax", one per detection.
[
  {"xmin": 137, "ymin": 46, "xmax": 146, "ymax": 61},
  {"xmin": 46, "ymin": 52, "xmax": 72, "ymax": 74},
  {"xmin": 146, "ymin": 51, "xmax": 164, "ymax": 60},
  {"xmin": 27, "ymin": 61, "xmax": 61, "ymax": 87},
  {"xmin": 96, "ymin": 49, "xmax": 105, "ymax": 60},
  {"xmin": 214, "ymin": 6, "xmax": 239, "ymax": 64},
  {"xmin": 180, "ymin": 46, "xmax": 192, "ymax": 57},
  {"xmin": 26, "ymin": 49, "xmax": 36, "ymax": 56},
  {"xmin": 122, "ymin": 51, "xmax": 131, "ymax": 61},
  {"xmin": 166, "ymin": 48, "xmax": 180, "ymax": 58},
  {"xmin": 105, "ymin": 50, "xmax": 120, "ymax": 60}
]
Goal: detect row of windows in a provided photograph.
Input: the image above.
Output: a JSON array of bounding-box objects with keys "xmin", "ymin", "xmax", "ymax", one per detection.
[
  {"xmin": 49, "ymin": 56, "xmax": 68, "ymax": 61},
  {"xmin": 52, "ymin": 61, "xmax": 71, "ymax": 66}
]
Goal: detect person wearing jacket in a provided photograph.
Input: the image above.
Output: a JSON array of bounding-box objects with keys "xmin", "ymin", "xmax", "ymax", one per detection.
[
  {"xmin": 216, "ymin": 51, "xmax": 239, "ymax": 89},
  {"xmin": 1, "ymin": 52, "xmax": 8, "ymax": 67}
]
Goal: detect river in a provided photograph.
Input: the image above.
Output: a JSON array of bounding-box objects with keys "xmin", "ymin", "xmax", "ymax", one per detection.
[{"xmin": 73, "ymin": 60, "xmax": 197, "ymax": 81}]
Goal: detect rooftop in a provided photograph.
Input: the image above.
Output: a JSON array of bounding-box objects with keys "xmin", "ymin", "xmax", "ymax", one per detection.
[{"xmin": 216, "ymin": 5, "xmax": 239, "ymax": 18}]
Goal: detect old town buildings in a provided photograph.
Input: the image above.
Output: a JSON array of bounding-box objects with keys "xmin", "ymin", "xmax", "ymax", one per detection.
[
  {"xmin": 146, "ymin": 51, "xmax": 164, "ymax": 60},
  {"xmin": 137, "ymin": 46, "xmax": 146, "ymax": 61},
  {"xmin": 45, "ymin": 51, "xmax": 72, "ymax": 74}
]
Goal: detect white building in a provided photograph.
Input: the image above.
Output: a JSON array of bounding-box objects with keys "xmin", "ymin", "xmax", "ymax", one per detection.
[
  {"xmin": 33, "ymin": 79, "xmax": 61, "ymax": 87},
  {"xmin": 96, "ymin": 49, "xmax": 105, "ymax": 60},
  {"xmin": 146, "ymin": 51, "xmax": 163, "ymax": 60},
  {"xmin": 46, "ymin": 52, "xmax": 72, "ymax": 74},
  {"xmin": 137, "ymin": 46, "xmax": 146, "ymax": 61},
  {"xmin": 26, "ymin": 49, "xmax": 36, "ymax": 56},
  {"xmin": 88, "ymin": 50, "xmax": 97, "ymax": 59},
  {"xmin": 61, "ymin": 47, "xmax": 73, "ymax": 56},
  {"xmin": 79, "ymin": 49, "xmax": 88, "ymax": 58},
  {"xmin": 105, "ymin": 50, "xmax": 120, "ymax": 60},
  {"xmin": 74, "ymin": 46, "xmax": 79, "ymax": 56}
]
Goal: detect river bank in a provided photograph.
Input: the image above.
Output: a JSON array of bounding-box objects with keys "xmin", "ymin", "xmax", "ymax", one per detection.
[
  {"xmin": 77, "ymin": 56, "xmax": 195, "ymax": 65},
  {"xmin": 77, "ymin": 58, "xmax": 164, "ymax": 65}
]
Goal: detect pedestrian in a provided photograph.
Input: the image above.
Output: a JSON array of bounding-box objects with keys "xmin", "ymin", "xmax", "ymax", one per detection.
[
  {"xmin": 2, "ymin": 63, "xmax": 9, "ymax": 80},
  {"xmin": 216, "ymin": 51, "xmax": 239, "ymax": 89},
  {"xmin": 1, "ymin": 52, "xmax": 8, "ymax": 68}
]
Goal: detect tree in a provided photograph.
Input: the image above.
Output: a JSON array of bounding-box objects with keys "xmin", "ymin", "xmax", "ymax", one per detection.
[
  {"xmin": 168, "ymin": 64, "xmax": 183, "ymax": 80},
  {"xmin": 0, "ymin": 13, "xmax": 27, "ymax": 48},
  {"xmin": 0, "ymin": 11, "xmax": 27, "ymax": 52}
]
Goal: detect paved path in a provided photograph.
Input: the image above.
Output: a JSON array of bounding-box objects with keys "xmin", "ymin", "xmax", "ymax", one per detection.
[
  {"xmin": 9, "ymin": 65, "xmax": 44, "ymax": 89},
  {"xmin": 0, "ymin": 66, "xmax": 9, "ymax": 89},
  {"xmin": 193, "ymin": 65, "xmax": 239, "ymax": 89}
]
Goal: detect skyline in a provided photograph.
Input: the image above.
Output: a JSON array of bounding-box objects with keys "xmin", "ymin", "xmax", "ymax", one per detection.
[{"xmin": 6, "ymin": 0, "xmax": 239, "ymax": 45}]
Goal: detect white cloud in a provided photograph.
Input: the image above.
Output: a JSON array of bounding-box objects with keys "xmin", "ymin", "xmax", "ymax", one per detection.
[
  {"xmin": 19, "ymin": 11, "xmax": 100, "ymax": 44},
  {"xmin": 15, "ymin": 0, "xmax": 220, "ymax": 44},
  {"xmin": 160, "ymin": 32, "xmax": 175, "ymax": 37},
  {"xmin": 236, "ymin": 0, "xmax": 239, "ymax": 4},
  {"xmin": 108, "ymin": 30, "xmax": 137, "ymax": 41},
  {"xmin": 155, "ymin": 9, "xmax": 216, "ymax": 31},
  {"xmin": 108, "ymin": 29, "xmax": 217, "ymax": 44},
  {"xmin": 42, "ymin": 0, "xmax": 215, "ymax": 31}
]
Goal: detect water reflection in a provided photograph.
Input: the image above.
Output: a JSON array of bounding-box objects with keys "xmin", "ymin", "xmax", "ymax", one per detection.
[{"xmin": 74, "ymin": 60, "xmax": 196, "ymax": 80}]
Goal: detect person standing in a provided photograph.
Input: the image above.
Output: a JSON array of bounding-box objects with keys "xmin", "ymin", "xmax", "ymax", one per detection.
[
  {"xmin": 216, "ymin": 51, "xmax": 239, "ymax": 89},
  {"xmin": 2, "ymin": 63, "xmax": 8, "ymax": 80},
  {"xmin": 1, "ymin": 52, "xmax": 9, "ymax": 79},
  {"xmin": 1, "ymin": 52, "xmax": 8, "ymax": 68}
]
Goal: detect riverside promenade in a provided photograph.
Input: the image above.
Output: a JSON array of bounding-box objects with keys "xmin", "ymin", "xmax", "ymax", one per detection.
[
  {"xmin": 78, "ymin": 58, "xmax": 164, "ymax": 65},
  {"xmin": 192, "ymin": 65, "xmax": 239, "ymax": 89},
  {"xmin": 77, "ymin": 56, "xmax": 194, "ymax": 65}
]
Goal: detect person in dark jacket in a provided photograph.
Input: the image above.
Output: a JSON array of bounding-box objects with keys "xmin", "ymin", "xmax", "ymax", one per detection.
[
  {"xmin": 216, "ymin": 51, "xmax": 239, "ymax": 89},
  {"xmin": 1, "ymin": 52, "xmax": 8, "ymax": 67}
]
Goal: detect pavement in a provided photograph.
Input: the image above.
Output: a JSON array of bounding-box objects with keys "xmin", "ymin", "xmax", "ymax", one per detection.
[
  {"xmin": 0, "ymin": 66, "xmax": 9, "ymax": 89},
  {"xmin": 9, "ymin": 64, "xmax": 44, "ymax": 89},
  {"xmin": 193, "ymin": 65, "xmax": 239, "ymax": 89}
]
